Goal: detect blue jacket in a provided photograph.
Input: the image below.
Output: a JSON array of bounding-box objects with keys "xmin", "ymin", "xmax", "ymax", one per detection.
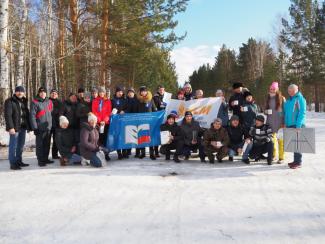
[{"xmin": 284, "ymin": 92, "xmax": 306, "ymax": 128}]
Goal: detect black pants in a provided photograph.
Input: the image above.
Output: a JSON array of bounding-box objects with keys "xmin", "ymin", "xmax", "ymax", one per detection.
[
  {"xmin": 160, "ymin": 140, "xmax": 183, "ymax": 157},
  {"xmin": 99, "ymin": 124, "xmax": 109, "ymax": 147},
  {"xmin": 50, "ymin": 128, "xmax": 58, "ymax": 158},
  {"xmin": 117, "ymin": 149, "xmax": 128, "ymax": 156},
  {"xmin": 183, "ymin": 143, "xmax": 205, "ymax": 159},
  {"xmin": 154, "ymin": 146, "xmax": 159, "ymax": 155},
  {"xmin": 249, "ymin": 141, "xmax": 274, "ymax": 161},
  {"xmin": 136, "ymin": 147, "xmax": 155, "ymax": 156},
  {"xmin": 36, "ymin": 130, "xmax": 51, "ymax": 162}
]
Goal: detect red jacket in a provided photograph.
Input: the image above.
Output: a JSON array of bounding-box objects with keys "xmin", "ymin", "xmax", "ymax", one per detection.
[{"xmin": 92, "ymin": 97, "xmax": 112, "ymax": 125}]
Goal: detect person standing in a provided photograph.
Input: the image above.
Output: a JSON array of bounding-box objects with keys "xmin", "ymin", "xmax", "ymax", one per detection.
[
  {"xmin": 183, "ymin": 82, "xmax": 194, "ymax": 101},
  {"xmin": 229, "ymin": 82, "xmax": 245, "ymax": 122},
  {"xmin": 30, "ymin": 87, "xmax": 54, "ymax": 167},
  {"xmin": 195, "ymin": 89, "xmax": 204, "ymax": 99},
  {"xmin": 92, "ymin": 86, "xmax": 112, "ymax": 161},
  {"xmin": 216, "ymin": 89, "xmax": 229, "ymax": 128},
  {"xmin": 77, "ymin": 88, "xmax": 85, "ymax": 102},
  {"xmin": 49, "ymin": 89, "xmax": 63, "ymax": 159},
  {"xmin": 136, "ymin": 86, "xmax": 157, "ymax": 160},
  {"xmin": 241, "ymin": 91, "xmax": 258, "ymax": 134},
  {"xmin": 63, "ymin": 93, "xmax": 80, "ymax": 148},
  {"xmin": 76, "ymin": 92, "xmax": 92, "ymax": 127},
  {"xmin": 203, "ymin": 118, "xmax": 229, "ymax": 163},
  {"xmin": 284, "ymin": 84, "xmax": 307, "ymax": 169},
  {"xmin": 265, "ymin": 81, "xmax": 286, "ymax": 164},
  {"xmin": 111, "ymin": 86, "xmax": 128, "ymax": 159},
  {"xmin": 4, "ymin": 86, "xmax": 31, "ymax": 170}
]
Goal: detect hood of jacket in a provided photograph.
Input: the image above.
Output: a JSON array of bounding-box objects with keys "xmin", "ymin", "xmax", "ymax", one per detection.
[{"xmin": 137, "ymin": 91, "xmax": 153, "ymax": 103}]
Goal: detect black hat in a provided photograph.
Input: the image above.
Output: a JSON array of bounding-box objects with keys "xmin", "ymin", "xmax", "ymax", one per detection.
[
  {"xmin": 230, "ymin": 115, "xmax": 240, "ymax": 121},
  {"xmin": 50, "ymin": 88, "xmax": 58, "ymax": 94},
  {"xmin": 15, "ymin": 86, "xmax": 25, "ymax": 93},
  {"xmin": 232, "ymin": 82, "xmax": 243, "ymax": 89},
  {"xmin": 78, "ymin": 88, "xmax": 85, "ymax": 93},
  {"xmin": 185, "ymin": 111, "xmax": 193, "ymax": 117},
  {"xmin": 38, "ymin": 87, "xmax": 47, "ymax": 93},
  {"xmin": 243, "ymin": 91, "xmax": 253, "ymax": 98},
  {"xmin": 139, "ymin": 86, "xmax": 147, "ymax": 92},
  {"xmin": 68, "ymin": 92, "xmax": 76, "ymax": 97},
  {"xmin": 256, "ymin": 115, "xmax": 265, "ymax": 123},
  {"xmin": 157, "ymin": 85, "xmax": 165, "ymax": 89},
  {"xmin": 167, "ymin": 113, "xmax": 176, "ymax": 120},
  {"xmin": 115, "ymin": 86, "xmax": 123, "ymax": 93}
]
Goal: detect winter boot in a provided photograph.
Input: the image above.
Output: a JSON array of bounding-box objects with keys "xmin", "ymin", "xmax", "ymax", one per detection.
[
  {"xmin": 150, "ymin": 154, "xmax": 156, "ymax": 160},
  {"xmin": 165, "ymin": 152, "xmax": 171, "ymax": 161},
  {"xmin": 105, "ymin": 153, "xmax": 111, "ymax": 161},
  {"xmin": 208, "ymin": 156, "xmax": 214, "ymax": 164},
  {"xmin": 173, "ymin": 155, "xmax": 181, "ymax": 163},
  {"xmin": 18, "ymin": 161, "xmax": 29, "ymax": 167},
  {"xmin": 242, "ymin": 159, "xmax": 250, "ymax": 164},
  {"xmin": 38, "ymin": 161, "xmax": 47, "ymax": 167},
  {"xmin": 229, "ymin": 156, "xmax": 234, "ymax": 162},
  {"xmin": 118, "ymin": 152, "xmax": 123, "ymax": 160},
  {"xmin": 10, "ymin": 164, "xmax": 21, "ymax": 170},
  {"xmin": 60, "ymin": 157, "xmax": 67, "ymax": 166}
]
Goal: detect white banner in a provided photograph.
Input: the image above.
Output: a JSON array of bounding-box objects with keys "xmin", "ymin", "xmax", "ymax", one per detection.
[{"xmin": 165, "ymin": 98, "xmax": 222, "ymax": 128}]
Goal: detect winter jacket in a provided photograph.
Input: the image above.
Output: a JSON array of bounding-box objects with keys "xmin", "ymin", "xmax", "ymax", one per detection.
[
  {"xmin": 249, "ymin": 124, "xmax": 273, "ymax": 146},
  {"xmin": 63, "ymin": 100, "xmax": 79, "ymax": 129},
  {"xmin": 55, "ymin": 127, "xmax": 78, "ymax": 158},
  {"xmin": 4, "ymin": 95, "xmax": 31, "ymax": 132},
  {"xmin": 241, "ymin": 101, "xmax": 258, "ymax": 131},
  {"xmin": 180, "ymin": 119, "xmax": 204, "ymax": 146},
  {"xmin": 203, "ymin": 126, "xmax": 230, "ymax": 149},
  {"xmin": 49, "ymin": 98, "xmax": 63, "ymax": 129},
  {"xmin": 184, "ymin": 92, "xmax": 195, "ymax": 101},
  {"xmin": 76, "ymin": 100, "xmax": 92, "ymax": 126},
  {"xmin": 111, "ymin": 96, "xmax": 128, "ymax": 114},
  {"xmin": 30, "ymin": 96, "xmax": 53, "ymax": 131},
  {"xmin": 229, "ymin": 92, "xmax": 245, "ymax": 119},
  {"xmin": 227, "ymin": 124, "xmax": 247, "ymax": 149},
  {"xmin": 265, "ymin": 95, "xmax": 285, "ymax": 133},
  {"xmin": 92, "ymin": 97, "xmax": 112, "ymax": 125},
  {"xmin": 284, "ymin": 92, "xmax": 306, "ymax": 128},
  {"xmin": 79, "ymin": 122, "xmax": 100, "ymax": 160},
  {"xmin": 217, "ymin": 101, "xmax": 229, "ymax": 127},
  {"xmin": 126, "ymin": 97, "xmax": 139, "ymax": 113},
  {"xmin": 153, "ymin": 92, "xmax": 167, "ymax": 110},
  {"xmin": 136, "ymin": 91, "xmax": 157, "ymax": 113},
  {"xmin": 160, "ymin": 122, "xmax": 183, "ymax": 142}
]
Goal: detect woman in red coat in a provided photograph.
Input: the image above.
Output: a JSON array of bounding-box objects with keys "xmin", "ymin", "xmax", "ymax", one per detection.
[{"xmin": 92, "ymin": 86, "xmax": 112, "ymax": 160}]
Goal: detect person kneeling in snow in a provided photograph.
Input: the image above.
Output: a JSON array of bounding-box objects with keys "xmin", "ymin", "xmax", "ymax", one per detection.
[
  {"xmin": 242, "ymin": 115, "xmax": 273, "ymax": 165},
  {"xmin": 203, "ymin": 118, "xmax": 229, "ymax": 164},
  {"xmin": 55, "ymin": 116, "xmax": 82, "ymax": 166},
  {"xmin": 79, "ymin": 113, "xmax": 104, "ymax": 168},
  {"xmin": 160, "ymin": 113, "xmax": 184, "ymax": 163}
]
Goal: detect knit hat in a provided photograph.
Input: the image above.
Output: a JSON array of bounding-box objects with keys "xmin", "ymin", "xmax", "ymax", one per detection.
[
  {"xmin": 243, "ymin": 91, "xmax": 253, "ymax": 98},
  {"xmin": 270, "ymin": 81, "xmax": 279, "ymax": 90},
  {"xmin": 170, "ymin": 110, "xmax": 178, "ymax": 117},
  {"xmin": 167, "ymin": 113, "xmax": 176, "ymax": 120},
  {"xmin": 185, "ymin": 111, "xmax": 192, "ymax": 117},
  {"xmin": 38, "ymin": 87, "xmax": 47, "ymax": 93},
  {"xmin": 50, "ymin": 88, "xmax": 58, "ymax": 94},
  {"xmin": 232, "ymin": 82, "xmax": 243, "ymax": 89},
  {"xmin": 59, "ymin": 116, "xmax": 69, "ymax": 126},
  {"xmin": 213, "ymin": 118, "xmax": 223, "ymax": 124},
  {"xmin": 91, "ymin": 87, "xmax": 98, "ymax": 93},
  {"xmin": 139, "ymin": 86, "xmax": 147, "ymax": 92},
  {"xmin": 256, "ymin": 115, "xmax": 265, "ymax": 123},
  {"xmin": 84, "ymin": 92, "xmax": 91, "ymax": 99},
  {"xmin": 128, "ymin": 87, "xmax": 135, "ymax": 93},
  {"xmin": 98, "ymin": 86, "xmax": 106, "ymax": 93},
  {"xmin": 115, "ymin": 86, "xmax": 123, "ymax": 93},
  {"xmin": 88, "ymin": 112, "xmax": 98, "ymax": 123},
  {"xmin": 68, "ymin": 92, "xmax": 76, "ymax": 97},
  {"xmin": 78, "ymin": 88, "xmax": 85, "ymax": 93},
  {"xmin": 230, "ymin": 115, "xmax": 240, "ymax": 121},
  {"xmin": 15, "ymin": 86, "xmax": 25, "ymax": 93}
]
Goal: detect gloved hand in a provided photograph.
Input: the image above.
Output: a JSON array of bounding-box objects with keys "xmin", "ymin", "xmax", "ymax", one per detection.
[{"xmin": 263, "ymin": 137, "xmax": 271, "ymax": 143}]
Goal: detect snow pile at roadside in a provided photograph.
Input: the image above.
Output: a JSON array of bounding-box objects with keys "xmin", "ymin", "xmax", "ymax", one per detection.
[{"xmin": 0, "ymin": 128, "xmax": 35, "ymax": 147}]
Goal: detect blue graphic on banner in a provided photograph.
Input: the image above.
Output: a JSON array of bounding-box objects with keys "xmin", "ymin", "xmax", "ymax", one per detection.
[{"xmin": 106, "ymin": 111, "xmax": 165, "ymax": 151}]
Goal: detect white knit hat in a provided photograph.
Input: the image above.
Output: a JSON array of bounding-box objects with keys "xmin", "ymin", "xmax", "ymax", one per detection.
[
  {"xmin": 59, "ymin": 116, "xmax": 69, "ymax": 127},
  {"xmin": 88, "ymin": 112, "xmax": 97, "ymax": 123}
]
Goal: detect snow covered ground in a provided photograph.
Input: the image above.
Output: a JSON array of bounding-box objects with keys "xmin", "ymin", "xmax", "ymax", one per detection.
[{"xmin": 0, "ymin": 112, "xmax": 325, "ymax": 244}]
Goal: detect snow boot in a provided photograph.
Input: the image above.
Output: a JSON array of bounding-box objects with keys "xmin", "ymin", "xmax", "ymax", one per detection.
[
  {"xmin": 229, "ymin": 156, "xmax": 234, "ymax": 162},
  {"xmin": 288, "ymin": 162, "xmax": 301, "ymax": 169},
  {"xmin": 242, "ymin": 159, "xmax": 250, "ymax": 164},
  {"xmin": 18, "ymin": 161, "xmax": 29, "ymax": 167},
  {"xmin": 118, "ymin": 152, "xmax": 123, "ymax": 160},
  {"xmin": 173, "ymin": 155, "xmax": 181, "ymax": 163},
  {"xmin": 10, "ymin": 164, "xmax": 21, "ymax": 170},
  {"xmin": 208, "ymin": 156, "xmax": 214, "ymax": 164},
  {"xmin": 38, "ymin": 161, "xmax": 47, "ymax": 167},
  {"xmin": 150, "ymin": 154, "xmax": 156, "ymax": 160}
]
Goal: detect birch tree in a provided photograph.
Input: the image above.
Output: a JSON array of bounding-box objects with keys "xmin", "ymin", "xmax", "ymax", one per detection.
[{"xmin": 16, "ymin": 0, "xmax": 27, "ymax": 86}]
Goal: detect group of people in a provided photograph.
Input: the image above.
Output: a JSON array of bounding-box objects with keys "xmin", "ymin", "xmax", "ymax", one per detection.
[{"xmin": 4, "ymin": 80, "xmax": 306, "ymax": 170}]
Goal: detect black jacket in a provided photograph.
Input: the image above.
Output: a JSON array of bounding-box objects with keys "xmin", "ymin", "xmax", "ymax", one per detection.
[
  {"xmin": 160, "ymin": 122, "xmax": 183, "ymax": 141},
  {"xmin": 180, "ymin": 119, "xmax": 205, "ymax": 146},
  {"xmin": 136, "ymin": 91, "xmax": 157, "ymax": 113},
  {"xmin": 227, "ymin": 125, "xmax": 248, "ymax": 148},
  {"xmin": 126, "ymin": 97, "xmax": 139, "ymax": 113},
  {"xmin": 229, "ymin": 92, "xmax": 245, "ymax": 119},
  {"xmin": 63, "ymin": 100, "xmax": 79, "ymax": 129},
  {"xmin": 153, "ymin": 92, "xmax": 167, "ymax": 111},
  {"xmin": 49, "ymin": 98, "xmax": 63, "ymax": 129},
  {"xmin": 55, "ymin": 127, "xmax": 78, "ymax": 158},
  {"xmin": 76, "ymin": 100, "xmax": 91, "ymax": 126},
  {"xmin": 249, "ymin": 124, "xmax": 273, "ymax": 146},
  {"xmin": 4, "ymin": 95, "xmax": 31, "ymax": 131},
  {"xmin": 111, "ymin": 96, "xmax": 128, "ymax": 113}
]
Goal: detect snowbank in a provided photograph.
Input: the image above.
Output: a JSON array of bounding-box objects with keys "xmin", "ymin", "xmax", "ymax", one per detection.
[{"xmin": 0, "ymin": 128, "xmax": 35, "ymax": 147}]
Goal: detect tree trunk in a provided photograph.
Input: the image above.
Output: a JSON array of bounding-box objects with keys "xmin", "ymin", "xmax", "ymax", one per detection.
[
  {"xmin": 100, "ymin": 0, "xmax": 109, "ymax": 87},
  {"xmin": 58, "ymin": 0, "xmax": 66, "ymax": 97},
  {"xmin": 16, "ymin": 0, "xmax": 27, "ymax": 86},
  {"xmin": 0, "ymin": 0, "xmax": 10, "ymax": 122},
  {"xmin": 45, "ymin": 0, "xmax": 54, "ymax": 92},
  {"xmin": 315, "ymin": 83, "xmax": 320, "ymax": 112}
]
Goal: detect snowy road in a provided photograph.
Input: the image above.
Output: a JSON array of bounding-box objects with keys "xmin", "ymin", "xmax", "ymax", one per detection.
[{"xmin": 0, "ymin": 113, "xmax": 325, "ymax": 244}]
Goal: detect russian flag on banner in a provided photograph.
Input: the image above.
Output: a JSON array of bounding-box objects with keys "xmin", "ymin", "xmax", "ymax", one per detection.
[{"xmin": 106, "ymin": 111, "xmax": 165, "ymax": 151}]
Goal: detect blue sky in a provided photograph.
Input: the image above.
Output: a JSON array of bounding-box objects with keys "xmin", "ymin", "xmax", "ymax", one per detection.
[{"xmin": 171, "ymin": 0, "xmax": 292, "ymax": 84}]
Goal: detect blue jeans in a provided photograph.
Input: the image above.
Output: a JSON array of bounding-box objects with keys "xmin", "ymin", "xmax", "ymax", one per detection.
[
  {"xmin": 90, "ymin": 153, "xmax": 102, "ymax": 168},
  {"xmin": 69, "ymin": 154, "xmax": 82, "ymax": 164},
  {"xmin": 229, "ymin": 142, "xmax": 245, "ymax": 157},
  {"xmin": 8, "ymin": 129, "xmax": 26, "ymax": 166},
  {"xmin": 242, "ymin": 143, "xmax": 253, "ymax": 160},
  {"xmin": 287, "ymin": 125, "xmax": 304, "ymax": 164}
]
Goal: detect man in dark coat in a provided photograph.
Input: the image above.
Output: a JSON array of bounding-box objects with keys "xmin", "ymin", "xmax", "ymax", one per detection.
[
  {"xmin": 229, "ymin": 82, "xmax": 246, "ymax": 122},
  {"xmin": 243, "ymin": 115, "xmax": 273, "ymax": 165},
  {"xmin": 76, "ymin": 92, "xmax": 92, "ymax": 127},
  {"xmin": 30, "ymin": 87, "xmax": 54, "ymax": 167},
  {"xmin": 160, "ymin": 113, "xmax": 183, "ymax": 163},
  {"xmin": 4, "ymin": 86, "xmax": 31, "ymax": 170},
  {"xmin": 136, "ymin": 86, "xmax": 157, "ymax": 160},
  {"xmin": 49, "ymin": 89, "xmax": 63, "ymax": 159},
  {"xmin": 63, "ymin": 93, "xmax": 80, "ymax": 147},
  {"xmin": 111, "ymin": 86, "xmax": 129, "ymax": 159},
  {"xmin": 180, "ymin": 111, "xmax": 206, "ymax": 162},
  {"xmin": 126, "ymin": 88, "xmax": 138, "ymax": 113},
  {"xmin": 203, "ymin": 118, "xmax": 230, "ymax": 163},
  {"xmin": 227, "ymin": 115, "xmax": 248, "ymax": 161}
]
